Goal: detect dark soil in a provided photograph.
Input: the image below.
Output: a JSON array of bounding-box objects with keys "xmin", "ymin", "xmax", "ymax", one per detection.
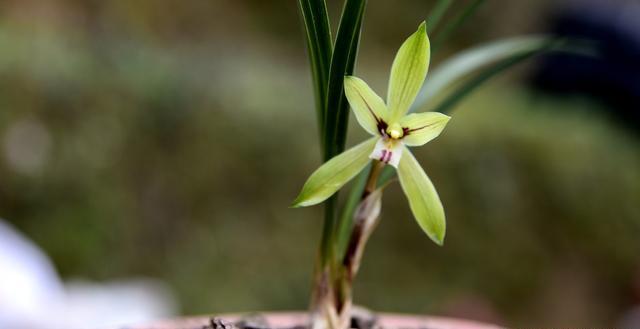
[{"xmin": 203, "ymin": 308, "xmax": 378, "ymax": 329}]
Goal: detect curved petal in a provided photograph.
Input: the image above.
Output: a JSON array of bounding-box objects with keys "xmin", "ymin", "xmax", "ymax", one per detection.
[
  {"xmin": 397, "ymin": 147, "xmax": 445, "ymax": 245},
  {"xmin": 387, "ymin": 22, "xmax": 431, "ymax": 123},
  {"xmin": 344, "ymin": 76, "xmax": 388, "ymax": 136},
  {"xmin": 291, "ymin": 138, "xmax": 377, "ymax": 208},
  {"xmin": 399, "ymin": 112, "xmax": 450, "ymax": 146},
  {"xmin": 369, "ymin": 138, "xmax": 403, "ymax": 168}
]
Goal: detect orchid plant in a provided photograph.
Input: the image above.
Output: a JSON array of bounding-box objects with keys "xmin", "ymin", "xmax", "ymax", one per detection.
[
  {"xmin": 293, "ymin": 22, "xmax": 450, "ymax": 245},
  {"xmin": 295, "ymin": 1, "xmax": 589, "ymax": 329},
  {"xmin": 294, "ymin": 22, "xmax": 448, "ymax": 329}
]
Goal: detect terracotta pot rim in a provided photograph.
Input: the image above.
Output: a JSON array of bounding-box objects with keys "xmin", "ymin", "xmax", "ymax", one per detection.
[{"xmin": 124, "ymin": 311, "xmax": 504, "ymax": 329}]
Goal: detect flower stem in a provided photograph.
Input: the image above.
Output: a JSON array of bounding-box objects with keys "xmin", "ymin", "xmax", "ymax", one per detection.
[
  {"xmin": 363, "ymin": 161, "xmax": 385, "ymax": 196},
  {"xmin": 333, "ymin": 160, "xmax": 385, "ymax": 329}
]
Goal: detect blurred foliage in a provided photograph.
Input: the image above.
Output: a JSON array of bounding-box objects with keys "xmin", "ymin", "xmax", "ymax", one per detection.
[{"xmin": 0, "ymin": 1, "xmax": 639, "ymax": 328}]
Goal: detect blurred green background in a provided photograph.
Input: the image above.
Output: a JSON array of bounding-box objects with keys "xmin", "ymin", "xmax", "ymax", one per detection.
[{"xmin": 0, "ymin": 0, "xmax": 639, "ymax": 328}]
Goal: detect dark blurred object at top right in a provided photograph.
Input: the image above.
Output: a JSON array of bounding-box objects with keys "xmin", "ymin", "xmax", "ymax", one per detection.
[{"xmin": 531, "ymin": 0, "xmax": 640, "ymax": 131}]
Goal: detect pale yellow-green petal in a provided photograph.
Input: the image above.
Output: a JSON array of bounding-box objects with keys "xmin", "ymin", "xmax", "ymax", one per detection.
[
  {"xmin": 399, "ymin": 112, "xmax": 450, "ymax": 146},
  {"xmin": 397, "ymin": 147, "xmax": 445, "ymax": 245},
  {"xmin": 292, "ymin": 138, "xmax": 377, "ymax": 208},
  {"xmin": 387, "ymin": 21, "xmax": 431, "ymax": 123},
  {"xmin": 344, "ymin": 76, "xmax": 388, "ymax": 136}
]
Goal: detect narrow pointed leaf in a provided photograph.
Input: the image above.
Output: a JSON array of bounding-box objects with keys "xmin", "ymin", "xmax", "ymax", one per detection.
[
  {"xmin": 344, "ymin": 76, "xmax": 388, "ymax": 135},
  {"xmin": 427, "ymin": 0, "xmax": 454, "ymax": 32},
  {"xmin": 431, "ymin": 0, "xmax": 486, "ymax": 51},
  {"xmin": 323, "ymin": 0, "xmax": 367, "ymax": 161},
  {"xmin": 387, "ymin": 21, "xmax": 430, "ymax": 122},
  {"xmin": 413, "ymin": 36, "xmax": 598, "ymax": 113},
  {"xmin": 292, "ymin": 138, "xmax": 377, "ymax": 208},
  {"xmin": 317, "ymin": 0, "xmax": 366, "ymax": 270},
  {"xmin": 414, "ymin": 36, "xmax": 554, "ymax": 110},
  {"xmin": 397, "ymin": 148, "xmax": 445, "ymax": 245},
  {"xmin": 432, "ymin": 38, "xmax": 597, "ymax": 114},
  {"xmin": 297, "ymin": 0, "xmax": 332, "ymax": 139},
  {"xmin": 399, "ymin": 112, "xmax": 450, "ymax": 146},
  {"xmin": 433, "ymin": 49, "xmax": 542, "ymax": 114}
]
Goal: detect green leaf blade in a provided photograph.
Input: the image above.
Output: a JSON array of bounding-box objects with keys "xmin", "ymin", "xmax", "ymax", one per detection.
[
  {"xmin": 431, "ymin": 0, "xmax": 486, "ymax": 51},
  {"xmin": 298, "ymin": 0, "xmax": 333, "ymax": 140},
  {"xmin": 433, "ymin": 38, "xmax": 596, "ymax": 114},
  {"xmin": 413, "ymin": 36, "xmax": 598, "ymax": 114},
  {"xmin": 426, "ymin": 0, "xmax": 454, "ymax": 32},
  {"xmin": 323, "ymin": 0, "xmax": 367, "ymax": 161},
  {"xmin": 317, "ymin": 0, "xmax": 366, "ymax": 269},
  {"xmin": 414, "ymin": 35, "xmax": 552, "ymax": 110}
]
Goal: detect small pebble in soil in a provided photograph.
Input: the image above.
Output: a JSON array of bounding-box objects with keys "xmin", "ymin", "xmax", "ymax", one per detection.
[{"xmin": 207, "ymin": 318, "xmax": 237, "ymax": 329}]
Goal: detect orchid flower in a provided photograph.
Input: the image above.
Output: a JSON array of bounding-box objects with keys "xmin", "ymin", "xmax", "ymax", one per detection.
[{"xmin": 292, "ymin": 22, "xmax": 450, "ymax": 245}]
